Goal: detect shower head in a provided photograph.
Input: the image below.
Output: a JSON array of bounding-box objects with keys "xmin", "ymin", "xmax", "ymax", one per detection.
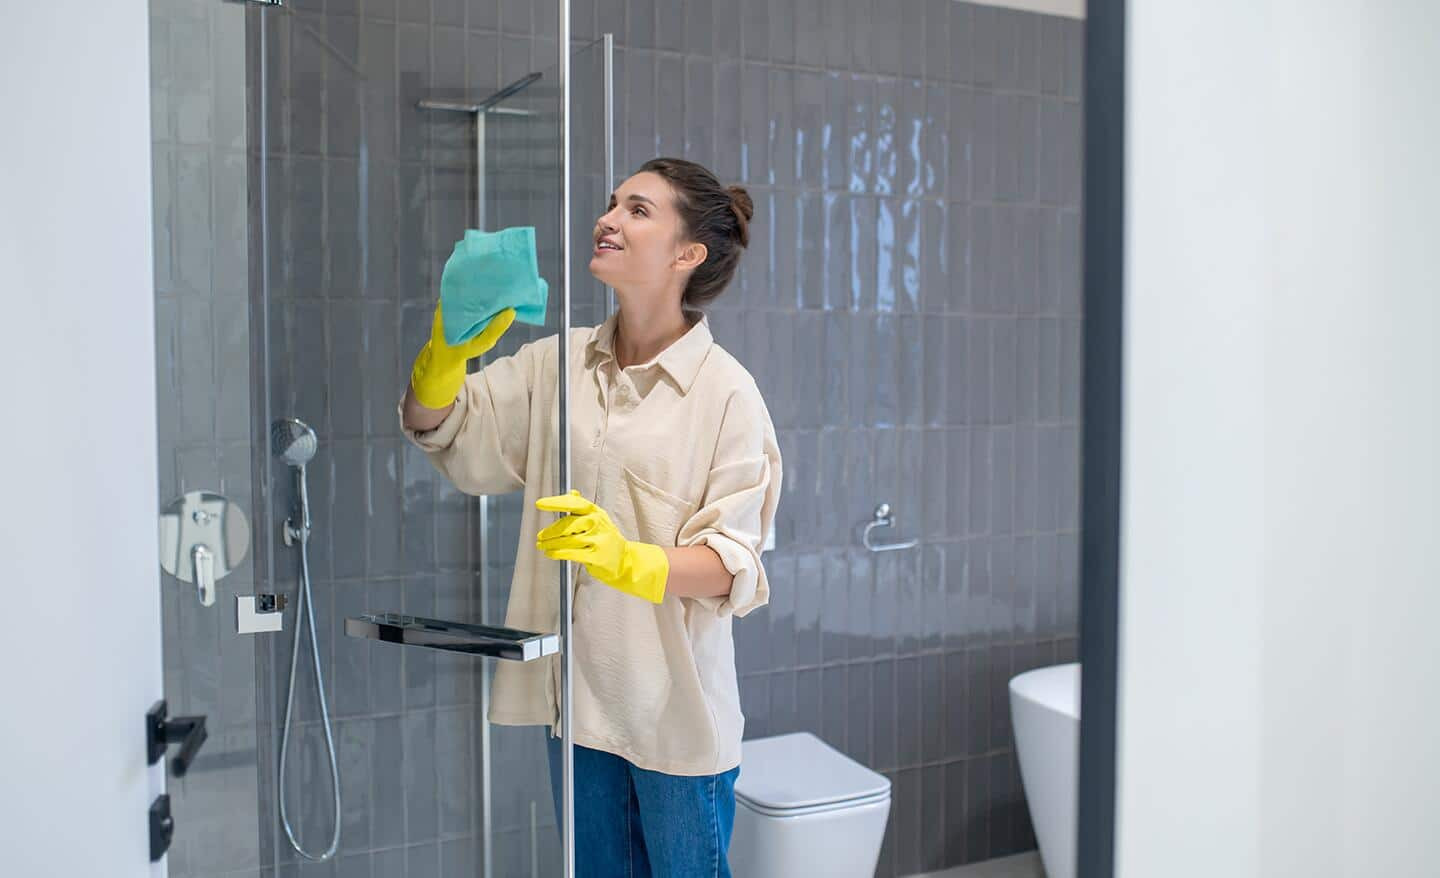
[{"xmin": 271, "ymin": 418, "xmax": 318, "ymax": 468}]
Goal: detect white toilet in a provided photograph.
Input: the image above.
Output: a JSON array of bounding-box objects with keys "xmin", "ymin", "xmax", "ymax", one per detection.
[
  {"xmin": 1010, "ymin": 662, "xmax": 1082, "ymax": 878},
  {"xmin": 728, "ymin": 732, "xmax": 891, "ymax": 878}
]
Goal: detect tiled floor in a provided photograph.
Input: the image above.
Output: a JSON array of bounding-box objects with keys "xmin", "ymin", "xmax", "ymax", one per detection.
[{"xmin": 908, "ymin": 851, "xmax": 1046, "ymax": 878}]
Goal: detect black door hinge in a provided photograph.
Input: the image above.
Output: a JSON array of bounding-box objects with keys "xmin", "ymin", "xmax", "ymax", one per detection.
[{"xmin": 149, "ymin": 794, "xmax": 174, "ymax": 862}]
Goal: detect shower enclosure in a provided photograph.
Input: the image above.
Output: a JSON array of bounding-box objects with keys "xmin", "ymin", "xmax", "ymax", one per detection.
[{"xmin": 149, "ymin": 0, "xmax": 608, "ymax": 873}]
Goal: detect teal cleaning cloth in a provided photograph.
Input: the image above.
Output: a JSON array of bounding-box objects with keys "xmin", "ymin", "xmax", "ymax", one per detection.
[{"xmin": 439, "ymin": 227, "xmax": 549, "ymax": 345}]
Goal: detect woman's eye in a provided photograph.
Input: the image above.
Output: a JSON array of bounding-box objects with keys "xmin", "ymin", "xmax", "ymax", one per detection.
[{"xmin": 632, "ymin": 207, "xmax": 646, "ymax": 217}]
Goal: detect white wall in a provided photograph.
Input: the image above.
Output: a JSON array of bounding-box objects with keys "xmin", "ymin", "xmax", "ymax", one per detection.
[
  {"xmin": 1118, "ymin": 2, "xmax": 1440, "ymax": 876},
  {"xmin": 0, "ymin": 2, "xmax": 166, "ymax": 875}
]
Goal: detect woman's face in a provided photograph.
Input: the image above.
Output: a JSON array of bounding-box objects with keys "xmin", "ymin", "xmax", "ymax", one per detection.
[{"xmin": 589, "ymin": 172, "xmax": 705, "ymax": 296}]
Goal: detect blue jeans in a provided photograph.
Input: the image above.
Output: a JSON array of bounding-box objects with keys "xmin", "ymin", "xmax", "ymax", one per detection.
[{"xmin": 546, "ymin": 737, "xmax": 740, "ymax": 878}]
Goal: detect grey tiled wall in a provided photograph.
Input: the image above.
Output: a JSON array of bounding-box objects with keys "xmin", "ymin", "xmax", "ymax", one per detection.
[
  {"xmin": 253, "ymin": 1, "xmax": 558, "ymax": 875},
  {"xmin": 253, "ymin": 2, "xmax": 614, "ymax": 876},
  {"xmin": 646, "ymin": 2, "xmax": 1084, "ymax": 875},
  {"xmin": 589, "ymin": 1, "xmax": 1083, "ymax": 873}
]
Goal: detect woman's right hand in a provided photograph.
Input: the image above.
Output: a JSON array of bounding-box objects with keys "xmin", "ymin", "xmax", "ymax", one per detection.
[{"xmin": 408, "ymin": 303, "xmax": 517, "ymax": 410}]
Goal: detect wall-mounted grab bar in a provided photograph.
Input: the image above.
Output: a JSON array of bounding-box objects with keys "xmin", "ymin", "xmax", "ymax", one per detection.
[{"xmin": 862, "ymin": 503, "xmax": 919, "ymax": 553}]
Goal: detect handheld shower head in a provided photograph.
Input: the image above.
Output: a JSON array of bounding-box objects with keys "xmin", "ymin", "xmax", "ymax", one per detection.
[
  {"xmin": 270, "ymin": 414, "xmax": 342, "ymax": 862},
  {"xmin": 272, "ymin": 418, "xmax": 318, "ymax": 544},
  {"xmin": 271, "ymin": 418, "xmax": 318, "ymax": 468}
]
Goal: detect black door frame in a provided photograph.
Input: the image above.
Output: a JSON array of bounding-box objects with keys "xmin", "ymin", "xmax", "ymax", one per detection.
[{"xmin": 1078, "ymin": 0, "xmax": 1124, "ymax": 876}]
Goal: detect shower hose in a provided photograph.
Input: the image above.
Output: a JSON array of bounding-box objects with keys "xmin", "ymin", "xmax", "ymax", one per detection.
[{"xmin": 277, "ymin": 472, "xmax": 341, "ymax": 862}]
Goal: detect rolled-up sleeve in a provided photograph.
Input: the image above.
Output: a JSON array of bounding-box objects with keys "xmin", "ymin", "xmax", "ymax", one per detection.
[
  {"xmin": 676, "ymin": 387, "xmax": 783, "ymax": 618},
  {"xmin": 399, "ymin": 341, "xmax": 540, "ymax": 496}
]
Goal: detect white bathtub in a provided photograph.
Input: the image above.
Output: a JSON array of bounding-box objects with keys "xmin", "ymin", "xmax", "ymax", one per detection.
[{"xmin": 1009, "ymin": 662, "xmax": 1080, "ymax": 878}]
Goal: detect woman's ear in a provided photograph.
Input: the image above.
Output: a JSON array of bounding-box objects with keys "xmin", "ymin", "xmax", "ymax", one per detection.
[{"xmin": 674, "ymin": 241, "xmax": 708, "ymax": 271}]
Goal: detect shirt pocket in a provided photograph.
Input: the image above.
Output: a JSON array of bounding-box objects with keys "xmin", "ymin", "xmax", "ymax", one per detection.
[{"xmin": 619, "ymin": 464, "xmax": 694, "ymax": 547}]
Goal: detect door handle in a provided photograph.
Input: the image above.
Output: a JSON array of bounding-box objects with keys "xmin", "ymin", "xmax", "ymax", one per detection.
[{"xmin": 146, "ymin": 700, "xmax": 208, "ymax": 777}]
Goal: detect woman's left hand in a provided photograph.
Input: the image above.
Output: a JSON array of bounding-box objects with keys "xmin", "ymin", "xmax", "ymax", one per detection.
[{"xmin": 535, "ymin": 490, "xmax": 670, "ymax": 604}]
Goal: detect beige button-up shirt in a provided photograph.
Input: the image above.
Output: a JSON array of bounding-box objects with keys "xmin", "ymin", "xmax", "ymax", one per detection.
[{"xmin": 401, "ymin": 312, "xmax": 781, "ymax": 776}]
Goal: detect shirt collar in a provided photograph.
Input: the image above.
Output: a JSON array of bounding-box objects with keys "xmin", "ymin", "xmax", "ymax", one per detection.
[{"xmin": 588, "ymin": 310, "xmax": 713, "ymax": 395}]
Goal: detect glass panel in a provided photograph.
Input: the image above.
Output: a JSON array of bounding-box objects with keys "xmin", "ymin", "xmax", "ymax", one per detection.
[
  {"xmin": 254, "ymin": 3, "xmax": 493, "ymax": 870},
  {"xmin": 148, "ymin": 0, "xmax": 261, "ymax": 874},
  {"xmin": 252, "ymin": 5, "xmax": 612, "ymax": 873},
  {"xmin": 568, "ymin": 37, "xmax": 618, "ymax": 330},
  {"xmin": 473, "ymin": 35, "xmax": 613, "ymax": 877},
  {"xmin": 151, "ymin": 2, "xmax": 611, "ymax": 872}
]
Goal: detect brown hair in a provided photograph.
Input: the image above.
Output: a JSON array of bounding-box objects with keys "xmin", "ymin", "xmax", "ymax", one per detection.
[{"xmin": 638, "ymin": 157, "xmax": 754, "ymax": 310}]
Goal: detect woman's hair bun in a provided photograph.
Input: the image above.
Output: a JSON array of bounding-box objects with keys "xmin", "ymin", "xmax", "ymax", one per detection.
[
  {"xmin": 637, "ymin": 158, "xmax": 754, "ymax": 307},
  {"xmin": 726, "ymin": 185, "xmax": 754, "ymax": 247}
]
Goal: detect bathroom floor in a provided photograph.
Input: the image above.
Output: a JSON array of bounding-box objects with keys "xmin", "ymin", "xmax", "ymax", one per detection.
[{"xmin": 908, "ymin": 851, "xmax": 1046, "ymax": 878}]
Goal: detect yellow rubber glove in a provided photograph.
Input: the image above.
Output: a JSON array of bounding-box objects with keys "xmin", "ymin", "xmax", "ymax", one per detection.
[
  {"xmin": 409, "ymin": 303, "xmax": 517, "ymax": 409},
  {"xmin": 535, "ymin": 490, "xmax": 670, "ymax": 604}
]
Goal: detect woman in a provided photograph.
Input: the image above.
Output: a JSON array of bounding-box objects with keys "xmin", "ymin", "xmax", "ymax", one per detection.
[{"xmin": 400, "ymin": 158, "xmax": 781, "ymax": 877}]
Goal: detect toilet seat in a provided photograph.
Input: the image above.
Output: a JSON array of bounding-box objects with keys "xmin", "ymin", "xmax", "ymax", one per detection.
[
  {"xmin": 736, "ymin": 788, "xmax": 891, "ymax": 819},
  {"xmin": 735, "ymin": 732, "xmax": 892, "ymax": 814}
]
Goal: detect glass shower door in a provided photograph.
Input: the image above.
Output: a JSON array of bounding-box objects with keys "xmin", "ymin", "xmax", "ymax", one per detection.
[
  {"xmin": 255, "ymin": 6, "xmax": 614, "ymax": 873},
  {"xmin": 150, "ymin": 1, "xmax": 611, "ymax": 872},
  {"xmin": 148, "ymin": 0, "xmax": 263, "ymax": 873}
]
